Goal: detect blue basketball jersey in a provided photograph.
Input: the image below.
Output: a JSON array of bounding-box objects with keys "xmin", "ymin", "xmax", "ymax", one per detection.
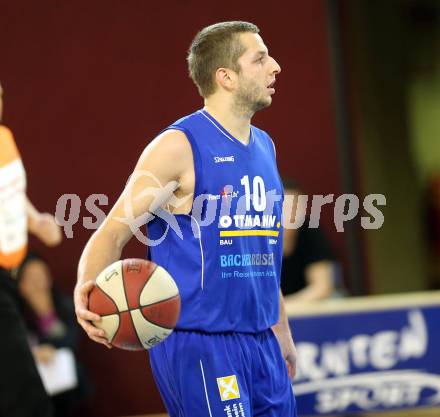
[{"xmin": 148, "ymin": 109, "xmax": 284, "ymax": 333}]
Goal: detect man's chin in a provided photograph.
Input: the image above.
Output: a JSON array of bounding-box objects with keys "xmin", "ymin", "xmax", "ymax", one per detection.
[{"xmin": 254, "ymin": 97, "xmax": 272, "ymax": 112}]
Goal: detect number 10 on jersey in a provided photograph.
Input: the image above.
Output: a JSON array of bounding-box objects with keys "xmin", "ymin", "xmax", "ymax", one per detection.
[{"xmin": 240, "ymin": 175, "xmax": 267, "ymax": 212}]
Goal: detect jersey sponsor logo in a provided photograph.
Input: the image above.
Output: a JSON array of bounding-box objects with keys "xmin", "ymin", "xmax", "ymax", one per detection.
[
  {"xmin": 207, "ymin": 189, "xmax": 239, "ymax": 201},
  {"xmin": 214, "ymin": 155, "xmax": 235, "ymax": 163},
  {"xmin": 217, "ymin": 375, "xmax": 240, "ymax": 401},
  {"xmin": 219, "ymin": 214, "xmax": 278, "ymax": 230},
  {"xmin": 224, "ymin": 402, "xmax": 246, "ymax": 417},
  {"xmin": 220, "ymin": 253, "xmax": 274, "ymax": 267},
  {"xmin": 221, "ymin": 270, "xmax": 276, "ymax": 278}
]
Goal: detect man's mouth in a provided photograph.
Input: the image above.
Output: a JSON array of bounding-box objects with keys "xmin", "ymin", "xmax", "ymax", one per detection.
[{"xmin": 267, "ymin": 80, "xmax": 276, "ymax": 94}]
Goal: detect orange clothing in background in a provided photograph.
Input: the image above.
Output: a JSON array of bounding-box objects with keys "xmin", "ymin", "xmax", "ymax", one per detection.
[{"xmin": 0, "ymin": 125, "xmax": 27, "ymax": 269}]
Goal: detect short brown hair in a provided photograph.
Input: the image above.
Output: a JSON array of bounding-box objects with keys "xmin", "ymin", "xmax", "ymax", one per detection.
[{"xmin": 187, "ymin": 21, "xmax": 260, "ymax": 98}]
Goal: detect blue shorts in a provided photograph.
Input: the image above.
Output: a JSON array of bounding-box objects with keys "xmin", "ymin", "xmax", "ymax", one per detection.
[{"xmin": 149, "ymin": 329, "xmax": 297, "ymax": 417}]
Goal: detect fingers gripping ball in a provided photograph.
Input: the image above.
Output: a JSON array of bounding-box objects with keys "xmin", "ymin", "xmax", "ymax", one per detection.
[{"xmin": 88, "ymin": 259, "xmax": 180, "ymax": 350}]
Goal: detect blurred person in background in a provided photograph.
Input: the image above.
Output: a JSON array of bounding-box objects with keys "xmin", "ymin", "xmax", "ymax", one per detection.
[
  {"xmin": 17, "ymin": 253, "xmax": 90, "ymax": 417},
  {"xmin": 282, "ymin": 178, "xmax": 344, "ymax": 307},
  {"xmin": 0, "ymin": 81, "xmax": 62, "ymax": 417}
]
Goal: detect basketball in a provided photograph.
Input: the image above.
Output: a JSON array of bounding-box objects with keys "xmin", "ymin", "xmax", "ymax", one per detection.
[{"xmin": 88, "ymin": 259, "xmax": 180, "ymax": 350}]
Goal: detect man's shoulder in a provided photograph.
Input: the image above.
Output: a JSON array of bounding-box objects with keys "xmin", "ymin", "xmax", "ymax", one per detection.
[
  {"xmin": 251, "ymin": 124, "xmax": 272, "ymax": 140},
  {"xmin": 148, "ymin": 129, "xmax": 192, "ymax": 162},
  {"xmin": 251, "ymin": 125, "xmax": 275, "ymax": 147},
  {"xmin": 167, "ymin": 110, "xmax": 202, "ymax": 129},
  {"xmin": 251, "ymin": 125, "xmax": 278, "ymax": 159}
]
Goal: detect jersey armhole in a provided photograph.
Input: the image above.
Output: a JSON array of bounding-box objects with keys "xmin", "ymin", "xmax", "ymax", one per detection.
[{"xmin": 160, "ymin": 126, "xmax": 204, "ymax": 210}]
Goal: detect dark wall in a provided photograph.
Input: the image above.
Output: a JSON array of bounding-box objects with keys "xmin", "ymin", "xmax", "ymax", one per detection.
[{"xmin": 1, "ymin": 1, "xmax": 341, "ymax": 415}]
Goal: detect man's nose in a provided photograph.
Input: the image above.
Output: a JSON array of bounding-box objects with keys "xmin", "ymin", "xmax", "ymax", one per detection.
[{"xmin": 272, "ymin": 57, "xmax": 281, "ymax": 75}]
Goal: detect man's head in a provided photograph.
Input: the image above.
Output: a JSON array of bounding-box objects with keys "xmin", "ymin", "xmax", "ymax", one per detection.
[{"xmin": 187, "ymin": 21, "xmax": 281, "ymax": 113}]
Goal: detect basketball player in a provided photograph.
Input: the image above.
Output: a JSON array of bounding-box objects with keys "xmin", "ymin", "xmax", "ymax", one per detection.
[
  {"xmin": 75, "ymin": 22, "xmax": 297, "ymax": 416},
  {"xmin": 0, "ymin": 82, "xmax": 62, "ymax": 416}
]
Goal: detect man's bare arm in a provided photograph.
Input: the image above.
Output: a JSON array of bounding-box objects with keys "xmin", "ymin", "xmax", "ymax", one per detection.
[
  {"xmin": 74, "ymin": 129, "xmax": 193, "ymax": 347},
  {"xmin": 272, "ymin": 290, "xmax": 297, "ymax": 379}
]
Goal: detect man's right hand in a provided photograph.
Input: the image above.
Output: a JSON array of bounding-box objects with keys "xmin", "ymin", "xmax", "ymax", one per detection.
[{"xmin": 74, "ymin": 280, "xmax": 112, "ymax": 348}]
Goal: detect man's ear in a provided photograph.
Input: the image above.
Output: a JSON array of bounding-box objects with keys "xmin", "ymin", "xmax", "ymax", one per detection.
[{"xmin": 214, "ymin": 67, "xmax": 237, "ymax": 92}]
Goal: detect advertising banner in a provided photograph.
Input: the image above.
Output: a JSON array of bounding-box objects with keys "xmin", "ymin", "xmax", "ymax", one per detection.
[{"xmin": 290, "ymin": 302, "xmax": 440, "ymax": 416}]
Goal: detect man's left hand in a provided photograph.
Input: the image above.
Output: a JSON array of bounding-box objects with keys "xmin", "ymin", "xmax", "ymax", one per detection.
[{"xmin": 272, "ymin": 324, "xmax": 297, "ymax": 379}]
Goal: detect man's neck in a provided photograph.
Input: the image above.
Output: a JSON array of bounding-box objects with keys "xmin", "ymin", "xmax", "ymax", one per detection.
[{"xmin": 203, "ymin": 99, "xmax": 252, "ymax": 145}]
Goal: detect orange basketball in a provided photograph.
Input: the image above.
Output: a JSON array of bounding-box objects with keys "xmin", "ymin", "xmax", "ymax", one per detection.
[{"xmin": 88, "ymin": 259, "xmax": 180, "ymax": 350}]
